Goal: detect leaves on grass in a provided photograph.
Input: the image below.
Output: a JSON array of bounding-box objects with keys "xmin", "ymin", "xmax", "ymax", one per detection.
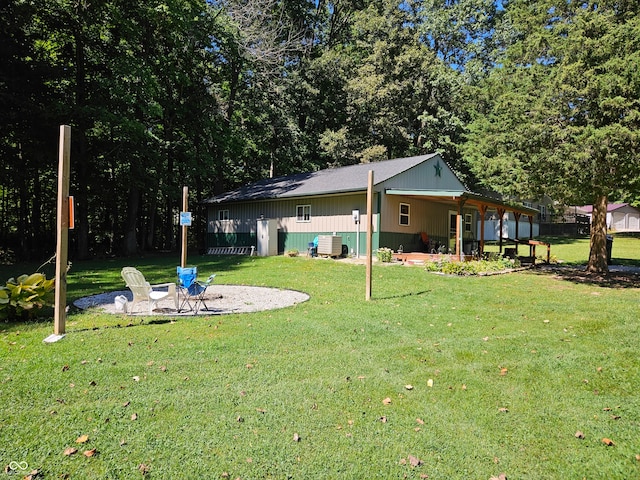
[
  {"xmin": 400, "ymin": 455, "xmax": 423, "ymax": 467},
  {"xmin": 379, "ymin": 416, "xmax": 387, "ymax": 423},
  {"xmin": 75, "ymin": 435, "xmax": 89, "ymax": 444},
  {"xmin": 132, "ymin": 376, "xmax": 140, "ymax": 382},
  {"xmin": 63, "ymin": 447, "xmax": 78, "ymax": 456},
  {"xmin": 382, "ymin": 397, "xmax": 392, "ymax": 405},
  {"xmin": 83, "ymin": 448, "xmax": 97, "ymax": 457},
  {"xmin": 138, "ymin": 464, "xmax": 150, "ymax": 475},
  {"xmin": 427, "ymin": 379, "xmax": 433, "ymax": 387},
  {"xmin": 131, "ymin": 413, "xmax": 138, "ymax": 421},
  {"xmin": 499, "ymin": 368, "xmax": 508, "ymax": 376},
  {"xmin": 575, "ymin": 431, "xmax": 585, "ymax": 439},
  {"xmin": 498, "ymin": 407, "xmax": 509, "ymax": 413},
  {"xmin": 602, "ymin": 438, "xmax": 615, "ymax": 446},
  {"xmin": 490, "ymin": 474, "xmax": 507, "ymax": 480},
  {"xmin": 62, "ymin": 365, "xmax": 69, "ymax": 372},
  {"xmin": 293, "ymin": 433, "xmax": 301, "ymax": 442},
  {"xmin": 416, "ymin": 418, "xmax": 425, "ymax": 425},
  {"xmin": 405, "ymin": 384, "xmax": 414, "ymax": 390}
]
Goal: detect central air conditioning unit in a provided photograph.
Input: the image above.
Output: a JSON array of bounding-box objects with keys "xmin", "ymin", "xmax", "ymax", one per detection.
[{"xmin": 317, "ymin": 235, "xmax": 342, "ymax": 256}]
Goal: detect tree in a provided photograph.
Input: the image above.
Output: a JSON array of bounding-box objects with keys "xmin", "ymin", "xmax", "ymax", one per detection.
[{"xmin": 464, "ymin": 0, "xmax": 640, "ymax": 273}]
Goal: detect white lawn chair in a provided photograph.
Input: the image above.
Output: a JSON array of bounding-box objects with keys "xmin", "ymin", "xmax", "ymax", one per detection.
[{"xmin": 121, "ymin": 267, "xmax": 177, "ymax": 315}]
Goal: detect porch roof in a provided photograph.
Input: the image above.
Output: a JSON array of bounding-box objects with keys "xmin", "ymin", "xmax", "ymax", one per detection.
[{"xmin": 384, "ymin": 189, "xmax": 539, "ymax": 216}]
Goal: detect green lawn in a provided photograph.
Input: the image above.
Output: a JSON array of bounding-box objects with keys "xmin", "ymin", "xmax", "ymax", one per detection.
[{"xmin": 1, "ymin": 238, "xmax": 639, "ymax": 479}]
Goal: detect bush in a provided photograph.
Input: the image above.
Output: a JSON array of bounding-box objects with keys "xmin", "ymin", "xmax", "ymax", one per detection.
[
  {"xmin": 0, "ymin": 273, "xmax": 55, "ymax": 320},
  {"xmin": 424, "ymin": 255, "xmax": 520, "ymax": 276},
  {"xmin": 376, "ymin": 247, "xmax": 394, "ymax": 263}
]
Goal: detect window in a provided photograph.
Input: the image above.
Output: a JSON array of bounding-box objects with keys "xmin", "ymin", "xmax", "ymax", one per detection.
[
  {"xmin": 218, "ymin": 209, "xmax": 229, "ymax": 221},
  {"xmin": 465, "ymin": 214, "xmax": 472, "ymax": 232},
  {"xmin": 296, "ymin": 205, "xmax": 311, "ymax": 222},
  {"xmin": 399, "ymin": 203, "xmax": 410, "ymax": 226}
]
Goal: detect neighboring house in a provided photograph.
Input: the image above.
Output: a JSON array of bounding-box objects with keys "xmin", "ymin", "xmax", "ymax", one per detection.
[
  {"xmin": 578, "ymin": 203, "xmax": 640, "ymax": 232},
  {"xmin": 202, "ymin": 154, "xmax": 540, "ymax": 256}
]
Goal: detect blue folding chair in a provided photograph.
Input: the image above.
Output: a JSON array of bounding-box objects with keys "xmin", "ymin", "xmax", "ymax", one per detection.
[{"xmin": 177, "ymin": 266, "xmax": 216, "ymax": 313}]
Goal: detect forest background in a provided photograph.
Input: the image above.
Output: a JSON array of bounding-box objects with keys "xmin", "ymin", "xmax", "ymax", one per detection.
[{"xmin": 1, "ymin": 0, "xmax": 638, "ymax": 265}]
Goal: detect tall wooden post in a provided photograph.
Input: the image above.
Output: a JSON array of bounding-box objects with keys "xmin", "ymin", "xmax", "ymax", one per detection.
[
  {"xmin": 54, "ymin": 125, "xmax": 71, "ymax": 336},
  {"xmin": 181, "ymin": 186, "xmax": 188, "ymax": 268},
  {"xmin": 365, "ymin": 171, "xmax": 374, "ymax": 301}
]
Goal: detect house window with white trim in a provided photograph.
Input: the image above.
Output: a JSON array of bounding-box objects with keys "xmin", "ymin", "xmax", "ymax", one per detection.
[
  {"xmin": 465, "ymin": 213, "xmax": 472, "ymax": 232},
  {"xmin": 218, "ymin": 209, "xmax": 229, "ymax": 221},
  {"xmin": 296, "ymin": 205, "xmax": 311, "ymax": 222},
  {"xmin": 399, "ymin": 203, "xmax": 410, "ymax": 226}
]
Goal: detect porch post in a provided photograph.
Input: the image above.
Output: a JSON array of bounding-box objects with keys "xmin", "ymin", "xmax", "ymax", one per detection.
[
  {"xmin": 479, "ymin": 204, "xmax": 488, "ymax": 258},
  {"xmin": 497, "ymin": 207, "xmax": 506, "ymax": 254},
  {"xmin": 528, "ymin": 215, "xmax": 534, "ymax": 256},
  {"xmin": 457, "ymin": 199, "xmax": 465, "ymax": 261},
  {"xmin": 513, "ymin": 212, "xmax": 521, "ymax": 254}
]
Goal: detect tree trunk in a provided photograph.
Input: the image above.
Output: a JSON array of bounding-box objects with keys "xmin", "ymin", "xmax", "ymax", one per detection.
[
  {"xmin": 586, "ymin": 194, "xmax": 609, "ymax": 274},
  {"xmin": 123, "ymin": 186, "xmax": 140, "ymax": 256}
]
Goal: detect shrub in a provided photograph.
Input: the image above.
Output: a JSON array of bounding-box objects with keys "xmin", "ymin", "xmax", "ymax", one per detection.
[
  {"xmin": 376, "ymin": 247, "xmax": 394, "ymax": 263},
  {"xmin": 0, "ymin": 273, "xmax": 55, "ymax": 320},
  {"xmin": 425, "ymin": 255, "xmax": 520, "ymax": 276}
]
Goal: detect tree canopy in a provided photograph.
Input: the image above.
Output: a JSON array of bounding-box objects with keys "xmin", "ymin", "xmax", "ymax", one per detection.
[{"xmin": 0, "ymin": 0, "xmax": 637, "ymax": 269}]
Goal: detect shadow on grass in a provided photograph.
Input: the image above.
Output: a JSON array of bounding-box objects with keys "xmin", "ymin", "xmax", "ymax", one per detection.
[
  {"xmin": 533, "ymin": 264, "xmax": 640, "ymax": 289},
  {"xmin": 375, "ymin": 289, "xmax": 432, "ymax": 300}
]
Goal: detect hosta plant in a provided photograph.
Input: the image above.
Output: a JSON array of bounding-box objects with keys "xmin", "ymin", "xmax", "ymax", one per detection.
[{"xmin": 0, "ymin": 273, "xmax": 55, "ymax": 320}]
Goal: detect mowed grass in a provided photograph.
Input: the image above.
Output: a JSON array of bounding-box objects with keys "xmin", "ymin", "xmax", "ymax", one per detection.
[{"xmin": 1, "ymin": 238, "xmax": 639, "ymax": 479}]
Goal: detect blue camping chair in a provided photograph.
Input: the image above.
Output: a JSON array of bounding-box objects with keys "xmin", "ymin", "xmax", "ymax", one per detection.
[{"xmin": 176, "ymin": 266, "xmax": 216, "ymax": 313}]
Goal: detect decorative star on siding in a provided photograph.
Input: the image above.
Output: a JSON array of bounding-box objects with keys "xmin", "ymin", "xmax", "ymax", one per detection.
[{"xmin": 434, "ymin": 160, "xmax": 442, "ymax": 177}]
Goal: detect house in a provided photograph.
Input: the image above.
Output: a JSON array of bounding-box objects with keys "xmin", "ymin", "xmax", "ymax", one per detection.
[
  {"xmin": 577, "ymin": 203, "xmax": 640, "ymax": 232},
  {"xmin": 202, "ymin": 154, "xmax": 540, "ymax": 257}
]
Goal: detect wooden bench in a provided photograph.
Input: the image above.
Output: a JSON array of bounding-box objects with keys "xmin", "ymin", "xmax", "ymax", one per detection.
[{"xmin": 207, "ymin": 246, "xmax": 255, "ymax": 256}]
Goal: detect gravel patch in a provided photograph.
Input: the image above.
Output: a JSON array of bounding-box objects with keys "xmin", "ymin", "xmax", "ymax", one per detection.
[{"xmin": 73, "ymin": 285, "xmax": 309, "ymax": 316}]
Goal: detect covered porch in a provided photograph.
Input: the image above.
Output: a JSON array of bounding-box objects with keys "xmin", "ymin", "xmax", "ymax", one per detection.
[{"xmin": 384, "ymin": 189, "xmax": 545, "ymax": 262}]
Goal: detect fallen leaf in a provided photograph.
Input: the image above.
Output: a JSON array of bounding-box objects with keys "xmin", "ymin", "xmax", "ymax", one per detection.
[
  {"xmin": 24, "ymin": 469, "xmax": 40, "ymax": 480},
  {"xmin": 256, "ymin": 408, "xmax": 266, "ymax": 413},
  {"xmin": 120, "ymin": 439, "xmax": 127, "ymax": 446},
  {"xmin": 76, "ymin": 435, "xmax": 89, "ymax": 444},
  {"xmin": 611, "ymin": 415, "xmax": 621, "ymax": 420},
  {"xmin": 498, "ymin": 407, "xmax": 509, "ymax": 413},
  {"xmin": 575, "ymin": 431, "xmax": 585, "ymax": 439},
  {"xmin": 138, "ymin": 464, "xmax": 150, "ymax": 475},
  {"xmin": 379, "ymin": 416, "xmax": 387, "ymax": 423},
  {"xmin": 405, "ymin": 384, "xmax": 414, "ymax": 390},
  {"xmin": 83, "ymin": 448, "xmax": 97, "ymax": 457},
  {"xmin": 293, "ymin": 433, "xmax": 301, "ymax": 442},
  {"xmin": 427, "ymin": 379, "xmax": 433, "ymax": 387},
  {"xmin": 131, "ymin": 413, "xmax": 138, "ymax": 421},
  {"xmin": 408, "ymin": 455, "xmax": 423, "ymax": 467},
  {"xmin": 89, "ymin": 381, "xmax": 97, "ymax": 386},
  {"xmin": 416, "ymin": 418, "xmax": 425, "ymax": 425},
  {"xmin": 499, "ymin": 368, "xmax": 508, "ymax": 376},
  {"xmin": 132, "ymin": 376, "xmax": 140, "ymax": 382},
  {"xmin": 635, "ymin": 454, "xmax": 640, "ymax": 462},
  {"xmin": 490, "ymin": 474, "xmax": 507, "ymax": 480},
  {"xmin": 62, "ymin": 365, "xmax": 70, "ymax": 371},
  {"xmin": 122, "ymin": 401, "xmax": 130, "ymax": 407},
  {"xmin": 602, "ymin": 438, "xmax": 615, "ymax": 446},
  {"xmin": 63, "ymin": 447, "xmax": 78, "ymax": 456},
  {"xmin": 461, "ymin": 384, "xmax": 467, "ymax": 390},
  {"xmin": 159, "ymin": 366, "xmax": 167, "ymax": 372},
  {"xmin": 382, "ymin": 397, "xmax": 392, "ymax": 405}
]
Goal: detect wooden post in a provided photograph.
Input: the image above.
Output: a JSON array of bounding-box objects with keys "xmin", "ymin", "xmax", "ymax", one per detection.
[
  {"xmin": 479, "ymin": 204, "xmax": 488, "ymax": 257},
  {"xmin": 497, "ymin": 207, "xmax": 506, "ymax": 253},
  {"xmin": 513, "ymin": 212, "xmax": 521, "ymax": 254},
  {"xmin": 181, "ymin": 186, "xmax": 188, "ymax": 268},
  {"xmin": 53, "ymin": 125, "xmax": 71, "ymax": 337},
  {"xmin": 365, "ymin": 171, "xmax": 374, "ymax": 301}
]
